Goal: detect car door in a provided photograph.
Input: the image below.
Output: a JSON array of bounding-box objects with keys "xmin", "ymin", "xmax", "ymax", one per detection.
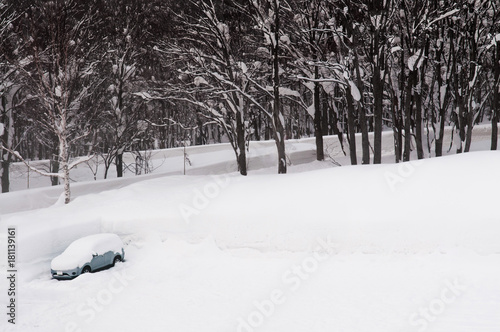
[
  {"xmin": 90, "ymin": 252, "xmax": 106, "ymax": 270},
  {"xmin": 104, "ymin": 251, "xmax": 115, "ymax": 265}
]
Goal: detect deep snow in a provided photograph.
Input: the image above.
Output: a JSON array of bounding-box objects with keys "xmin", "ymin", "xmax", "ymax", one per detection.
[{"xmin": 0, "ymin": 127, "xmax": 499, "ymax": 332}]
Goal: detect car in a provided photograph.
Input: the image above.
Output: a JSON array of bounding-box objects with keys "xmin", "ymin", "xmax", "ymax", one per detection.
[{"xmin": 51, "ymin": 233, "xmax": 125, "ymax": 280}]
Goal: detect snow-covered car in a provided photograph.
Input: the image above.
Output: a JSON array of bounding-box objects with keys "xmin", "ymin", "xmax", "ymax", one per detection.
[{"xmin": 51, "ymin": 233, "xmax": 125, "ymax": 280}]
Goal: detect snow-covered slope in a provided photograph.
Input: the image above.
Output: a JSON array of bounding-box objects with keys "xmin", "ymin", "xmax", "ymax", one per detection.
[
  {"xmin": 2, "ymin": 123, "xmax": 494, "ymax": 214},
  {"xmin": 4, "ymin": 151, "xmax": 499, "ymax": 265},
  {"xmin": 0, "ymin": 138, "xmax": 499, "ymax": 332}
]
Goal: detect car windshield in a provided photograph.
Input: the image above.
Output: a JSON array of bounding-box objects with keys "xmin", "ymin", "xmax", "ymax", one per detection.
[
  {"xmin": 63, "ymin": 234, "xmax": 122, "ymax": 256},
  {"xmin": 63, "ymin": 239, "xmax": 94, "ymax": 256}
]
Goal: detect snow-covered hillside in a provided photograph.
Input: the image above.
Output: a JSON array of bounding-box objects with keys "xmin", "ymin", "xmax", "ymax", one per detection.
[
  {"xmin": 0, "ymin": 133, "xmax": 499, "ymax": 332},
  {"xmin": 1, "ymin": 124, "xmax": 494, "ymax": 214}
]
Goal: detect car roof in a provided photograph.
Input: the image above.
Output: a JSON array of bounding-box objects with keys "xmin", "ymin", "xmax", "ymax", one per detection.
[{"xmin": 65, "ymin": 233, "xmax": 122, "ymax": 254}]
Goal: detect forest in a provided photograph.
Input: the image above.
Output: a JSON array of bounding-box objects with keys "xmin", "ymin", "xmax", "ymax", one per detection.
[{"xmin": 1, "ymin": 0, "xmax": 499, "ymax": 200}]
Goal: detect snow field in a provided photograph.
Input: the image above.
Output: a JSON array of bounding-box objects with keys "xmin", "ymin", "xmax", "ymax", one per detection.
[
  {"xmin": 3, "ymin": 236, "xmax": 499, "ymax": 332},
  {"xmin": 0, "ymin": 129, "xmax": 499, "ymax": 331}
]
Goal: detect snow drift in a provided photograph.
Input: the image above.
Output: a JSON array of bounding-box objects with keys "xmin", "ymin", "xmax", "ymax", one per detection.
[{"xmin": 1, "ymin": 150, "xmax": 499, "ymax": 281}]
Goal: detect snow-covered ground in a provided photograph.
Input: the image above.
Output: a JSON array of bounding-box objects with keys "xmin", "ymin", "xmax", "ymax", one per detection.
[
  {"xmin": 0, "ymin": 126, "xmax": 499, "ymax": 331},
  {"xmin": 1, "ymin": 124, "xmax": 494, "ymax": 214}
]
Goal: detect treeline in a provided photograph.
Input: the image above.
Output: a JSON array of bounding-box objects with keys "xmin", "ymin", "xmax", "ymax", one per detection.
[{"xmin": 1, "ymin": 0, "xmax": 499, "ymax": 200}]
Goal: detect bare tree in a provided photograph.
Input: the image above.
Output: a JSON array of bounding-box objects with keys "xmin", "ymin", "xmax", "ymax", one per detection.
[
  {"xmin": 155, "ymin": 0, "xmax": 251, "ymax": 175},
  {"xmin": 287, "ymin": 0, "xmax": 330, "ymax": 161},
  {"xmin": 241, "ymin": 0, "xmax": 289, "ymax": 173}
]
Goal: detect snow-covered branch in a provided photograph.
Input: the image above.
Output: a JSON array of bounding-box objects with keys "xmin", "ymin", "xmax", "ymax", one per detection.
[
  {"xmin": 294, "ymin": 76, "xmax": 347, "ymax": 87},
  {"xmin": 0, "ymin": 146, "xmax": 61, "ymax": 178}
]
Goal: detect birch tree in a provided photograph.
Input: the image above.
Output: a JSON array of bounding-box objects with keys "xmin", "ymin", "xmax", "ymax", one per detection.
[
  {"xmin": 0, "ymin": 2, "xmax": 17, "ymax": 192},
  {"xmin": 9, "ymin": 0, "xmax": 101, "ymax": 203},
  {"xmin": 0, "ymin": 81, "xmax": 22, "ymax": 193}
]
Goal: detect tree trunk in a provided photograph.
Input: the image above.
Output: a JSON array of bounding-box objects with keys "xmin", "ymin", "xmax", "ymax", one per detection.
[
  {"xmin": 403, "ymin": 70, "xmax": 416, "ymax": 161},
  {"xmin": 196, "ymin": 112, "xmax": 203, "ymax": 146},
  {"xmin": 1, "ymin": 86, "xmax": 19, "ymax": 192},
  {"xmin": 435, "ymin": 109, "xmax": 446, "ymax": 157},
  {"xmin": 346, "ymin": 85, "xmax": 357, "ymax": 165},
  {"xmin": 387, "ymin": 71, "xmax": 401, "ymax": 163},
  {"xmin": 359, "ymin": 98, "xmax": 370, "ymax": 165},
  {"xmin": 322, "ymin": 90, "xmax": 330, "ymax": 136},
  {"xmin": 323, "ymin": 90, "xmax": 332, "ymax": 135},
  {"xmin": 273, "ymin": 99, "xmax": 286, "ymax": 174},
  {"xmin": 464, "ymin": 13, "xmax": 479, "ymax": 153},
  {"xmin": 314, "ymin": 66, "xmax": 324, "ymax": 161},
  {"xmin": 456, "ymin": 94, "xmax": 466, "ymax": 154},
  {"xmin": 372, "ymin": 33, "xmax": 383, "ymax": 164},
  {"xmin": 491, "ymin": 43, "xmax": 500, "ymax": 150},
  {"xmin": 1, "ymin": 159, "xmax": 10, "ymax": 193},
  {"xmin": 254, "ymin": 112, "xmax": 260, "ymax": 141},
  {"xmin": 493, "ymin": 111, "xmax": 499, "ymax": 151},
  {"xmin": 103, "ymin": 158, "xmax": 112, "ymax": 179},
  {"xmin": 50, "ymin": 150, "xmax": 60, "ymax": 186},
  {"xmin": 236, "ymin": 108, "xmax": 247, "ymax": 176},
  {"xmin": 493, "ymin": 42, "xmax": 499, "ymax": 150},
  {"xmin": 116, "ymin": 152, "xmax": 123, "ymax": 177},
  {"xmin": 1, "ymin": 120, "xmax": 10, "ymax": 193},
  {"xmin": 391, "ymin": 101, "xmax": 400, "ymax": 163},
  {"xmin": 354, "ymin": 54, "xmax": 369, "ymax": 164},
  {"xmin": 272, "ymin": 0, "xmax": 286, "ymax": 174},
  {"xmin": 415, "ymin": 83, "xmax": 424, "ymax": 159},
  {"xmin": 58, "ymin": 133, "xmax": 71, "ymax": 204},
  {"xmin": 435, "ymin": 60, "xmax": 446, "ymax": 157},
  {"xmin": 464, "ymin": 108, "xmax": 474, "ymax": 153},
  {"xmin": 265, "ymin": 118, "xmax": 270, "ymax": 140}
]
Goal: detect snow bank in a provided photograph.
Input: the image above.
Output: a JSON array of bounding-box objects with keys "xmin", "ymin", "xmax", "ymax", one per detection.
[
  {"xmin": 1, "ymin": 150, "xmax": 499, "ymax": 281},
  {"xmin": 202, "ymin": 151, "xmax": 500, "ymax": 254}
]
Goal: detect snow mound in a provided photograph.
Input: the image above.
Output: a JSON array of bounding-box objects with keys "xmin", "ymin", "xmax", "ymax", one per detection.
[{"xmin": 51, "ymin": 233, "xmax": 123, "ymax": 270}]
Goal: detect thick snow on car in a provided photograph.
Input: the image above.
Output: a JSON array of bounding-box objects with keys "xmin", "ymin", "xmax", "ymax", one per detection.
[{"xmin": 51, "ymin": 233, "xmax": 125, "ymax": 280}]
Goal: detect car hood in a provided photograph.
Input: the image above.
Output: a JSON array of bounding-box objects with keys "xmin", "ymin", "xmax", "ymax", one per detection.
[{"xmin": 51, "ymin": 252, "xmax": 92, "ymax": 271}]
